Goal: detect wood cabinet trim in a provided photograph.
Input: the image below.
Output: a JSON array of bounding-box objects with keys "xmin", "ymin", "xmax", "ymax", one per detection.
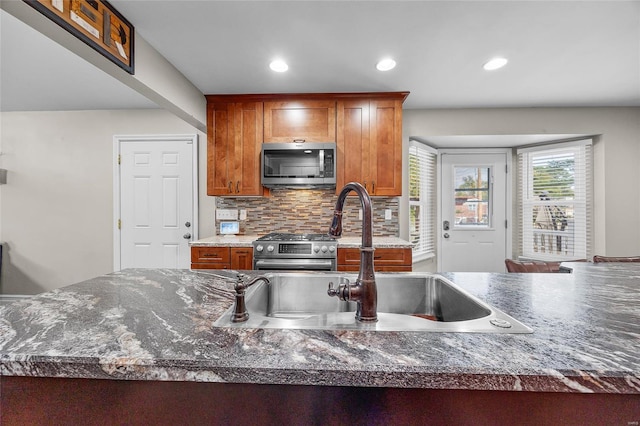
[{"xmin": 206, "ymin": 92, "xmax": 409, "ymax": 103}]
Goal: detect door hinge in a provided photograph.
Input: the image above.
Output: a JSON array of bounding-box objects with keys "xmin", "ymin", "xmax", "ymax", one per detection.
[
  {"xmin": 505, "ymin": 220, "xmax": 508, "ymax": 229},
  {"xmin": 118, "ymin": 219, "xmax": 121, "ymax": 230},
  {"xmin": 505, "ymin": 164, "xmax": 508, "ymax": 173},
  {"xmin": 118, "ymin": 154, "xmax": 121, "ymax": 165}
]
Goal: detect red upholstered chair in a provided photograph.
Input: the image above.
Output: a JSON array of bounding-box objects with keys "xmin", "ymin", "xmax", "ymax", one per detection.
[
  {"xmin": 592, "ymin": 255, "xmax": 640, "ymax": 263},
  {"xmin": 505, "ymin": 259, "xmax": 563, "ymax": 273}
]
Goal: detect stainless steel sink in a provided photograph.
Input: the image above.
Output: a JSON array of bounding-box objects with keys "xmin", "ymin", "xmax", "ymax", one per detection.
[{"xmin": 213, "ymin": 272, "xmax": 533, "ymax": 333}]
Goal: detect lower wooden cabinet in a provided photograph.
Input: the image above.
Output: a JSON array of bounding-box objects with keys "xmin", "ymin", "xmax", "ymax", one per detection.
[
  {"xmin": 191, "ymin": 246, "xmax": 253, "ymax": 270},
  {"xmin": 191, "ymin": 246, "xmax": 409, "ymax": 271},
  {"xmin": 337, "ymin": 247, "xmax": 412, "ymax": 272}
]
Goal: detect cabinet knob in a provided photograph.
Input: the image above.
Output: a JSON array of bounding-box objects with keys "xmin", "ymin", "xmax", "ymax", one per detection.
[
  {"xmin": 228, "ymin": 181, "xmax": 233, "ymax": 193},
  {"xmin": 236, "ymin": 181, "xmax": 240, "ymax": 193}
]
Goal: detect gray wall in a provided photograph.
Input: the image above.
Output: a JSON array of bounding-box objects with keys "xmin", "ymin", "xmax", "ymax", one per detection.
[{"xmin": 0, "ymin": 109, "xmax": 211, "ymax": 295}]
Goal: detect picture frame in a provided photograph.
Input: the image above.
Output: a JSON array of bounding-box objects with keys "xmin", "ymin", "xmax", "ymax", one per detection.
[{"xmin": 25, "ymin": 0, "xmax": 134, "ymax": 74}]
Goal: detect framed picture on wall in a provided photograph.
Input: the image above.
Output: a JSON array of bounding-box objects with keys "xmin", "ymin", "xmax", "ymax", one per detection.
[{"xmin": 25, "ymin": 0, "xmax": 134, "ymax": 74}]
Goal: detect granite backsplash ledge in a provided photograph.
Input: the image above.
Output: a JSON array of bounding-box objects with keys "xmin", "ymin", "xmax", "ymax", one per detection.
[{"xmin": 216, "ymin": 189, "xmax": 399, "ymax": 236}]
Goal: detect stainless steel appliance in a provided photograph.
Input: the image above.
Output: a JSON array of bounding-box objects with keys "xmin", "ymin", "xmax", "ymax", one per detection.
[
  {"xmin": 261, "ymin": 142, "xmax": 336, "ymax": 188},
  {"xmin": 252, "ymin": 233, "xmax": 337, "ymax": 271}
]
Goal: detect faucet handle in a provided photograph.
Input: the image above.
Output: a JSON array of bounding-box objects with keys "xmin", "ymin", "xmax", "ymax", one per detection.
[
  {"xmin": 327, "ymin": 278, "xmax": 349, "ymax": 301},
  {"xmin": 327, "ymin": 282, "xmax": 339, "ymax": 297}
]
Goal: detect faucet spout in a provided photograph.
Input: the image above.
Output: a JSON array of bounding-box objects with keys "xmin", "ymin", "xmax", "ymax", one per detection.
[{"xmin": 328, "ymin": 182, "xmax": 377, "ymax": 322}]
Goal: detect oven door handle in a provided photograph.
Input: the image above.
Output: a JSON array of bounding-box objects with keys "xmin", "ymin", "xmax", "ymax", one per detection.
[{"xmin": 254, "ymin": 259, "xmax": 335, "ymax": 270}]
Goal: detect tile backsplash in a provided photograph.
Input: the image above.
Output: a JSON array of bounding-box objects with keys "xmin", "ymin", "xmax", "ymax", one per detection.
[{"xmin": 216, "ymin": 189, "xmax": 399, "ymax": 237}]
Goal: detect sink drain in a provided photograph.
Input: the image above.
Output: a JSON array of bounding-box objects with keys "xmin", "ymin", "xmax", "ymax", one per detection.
[{"xmin": 490, "ymin": 318, "xmax": 512, "ymax": 328}]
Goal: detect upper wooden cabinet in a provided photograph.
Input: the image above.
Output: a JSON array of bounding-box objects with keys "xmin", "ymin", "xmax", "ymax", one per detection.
[
  {"xmin": 205, "ymin": 93, "xmax": 408, "ymax": 197},
  {"xmin": 263, "ymin": 100, "xmax": 336, "ymax": 143},
  {"xmin": 207, "ymin": 102, "xmax": 264, "ymax": 196},
  {"xmin": 337, "ymin": 97, "xmax": 404, "ymax": 196}
]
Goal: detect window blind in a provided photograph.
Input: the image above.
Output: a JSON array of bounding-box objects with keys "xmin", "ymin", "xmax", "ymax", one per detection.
[
  {"xmin": 516, "ymin": 140, "xmax": 592, "ymax": 261},
  {"xmin": 409, "ymin": 141, "xmax": 437, "ymax": 260}
]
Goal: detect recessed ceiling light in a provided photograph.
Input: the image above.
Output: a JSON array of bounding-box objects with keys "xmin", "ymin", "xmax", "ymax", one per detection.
[
  {"xmin": 376, "ymin": 58, "xmax": 396, "ymax": 71},
  {"xmin": 483, "ymin": 57, "xmax": 508, "ymax": 71},
  {"xmin": 269, "ymin": 60, "xmax": 288, "ymax": 72}
]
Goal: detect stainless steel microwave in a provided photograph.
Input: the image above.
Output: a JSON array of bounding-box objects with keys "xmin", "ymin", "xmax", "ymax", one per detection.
[{"xmin": 261, "ymin": 142, "xmax": 336, "ymax": 189}]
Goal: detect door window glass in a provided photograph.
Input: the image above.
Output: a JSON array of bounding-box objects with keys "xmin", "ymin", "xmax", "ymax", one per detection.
[{"xmin": 453, "ymin": 166, "xmax": 491, "ymax": 227}]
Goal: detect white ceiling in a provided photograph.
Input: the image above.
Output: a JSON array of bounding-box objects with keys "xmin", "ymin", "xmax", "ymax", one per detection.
[{"xmin": 1, "ymin": 1, "xmax": 639, "ymax": 115}]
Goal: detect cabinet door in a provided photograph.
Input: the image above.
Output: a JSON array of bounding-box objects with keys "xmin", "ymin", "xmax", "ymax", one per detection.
[
  {"xmin": 207, "ymin": 103, "xmax": 234, "ymax": 195},
  {"xmin": 233, "ymin": 102, "xmax": 263, "ymax": 196},
  {"xmin": 336, "ymin": 99, "xmax": 402, "ymax": 196},
  {"xmin": 264, "ymin": 100, "xmax": 336, "ymax": 143},
  {"xmin": 207, "ymin": 102, "xmax": 264, "ymax": 196},
  {"xmin": 368, "ymin": 100, "xmax": 403, "ymax": 196},
  {"xmin": 337, "ymin": 100, "xmax": 370, "ymax": 190},
  {"xmin": 231, "ymin": 248, "xmax": 253, "ymax": 270}
]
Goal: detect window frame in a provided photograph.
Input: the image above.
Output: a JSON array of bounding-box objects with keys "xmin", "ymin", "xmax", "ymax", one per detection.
[
  {"xmin": 516, "ymin": 139, "xmax": 593, "ymax": 261},
  {"xmin": 408, "ymin": 140, "xmax": 437, "ymax": 262}
]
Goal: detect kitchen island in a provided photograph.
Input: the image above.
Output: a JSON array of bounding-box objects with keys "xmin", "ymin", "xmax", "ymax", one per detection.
[{"xmin": 1, "ymin": 263, "xmax": 639, "ymax": 424}]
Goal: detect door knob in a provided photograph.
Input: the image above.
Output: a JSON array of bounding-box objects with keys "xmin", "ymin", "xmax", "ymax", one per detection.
[
  {"xmin": 185, "ymin": 221, "xmax": 191, "ymax": 228},
  {"xmin": 443, "ymin": 233, "xmax": 450, "ymax": 239},
  {"xmin": 183, "ymin": 233, "xmax": 192, "ymax": 239}
]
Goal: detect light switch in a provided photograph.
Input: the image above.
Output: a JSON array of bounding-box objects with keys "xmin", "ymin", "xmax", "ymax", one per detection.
[
  {"xmin": 385, "ymin": 209, "xmax": 392, "ymax": 220},
  {"xmin": 216, "ymin": 209, "xmax": 238, "ymax": 220},
  {"xmin": 239, "ymin": 209, "xmax": 247, "ymax": 220},
  {"xmin": 358, "ymin": 209, "xmax": 363, "ymax": 220}
]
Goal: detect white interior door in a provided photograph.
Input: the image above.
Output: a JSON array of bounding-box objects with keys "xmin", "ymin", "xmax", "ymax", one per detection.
[
  {"xmin": 116, "ymin": 135, "xmax": 197, "ymax": 269},
  {"xmin": 439, "ymin": 152, "xmax": 509, "ymax": 272}
]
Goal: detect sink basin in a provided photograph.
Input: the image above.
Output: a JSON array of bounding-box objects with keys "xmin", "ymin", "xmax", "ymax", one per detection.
[{"xmin": 213, "ymin": 272, "xmax": 533, "ymax": 333}]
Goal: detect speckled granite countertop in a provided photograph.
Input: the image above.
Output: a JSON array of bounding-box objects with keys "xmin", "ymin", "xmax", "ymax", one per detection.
[
  {"xmin": 190, "ymin": 235, "xmax": 412, "ymax": 248},
  {"xmin": 1, "ymin": 263, "xmax": 638, "ymax": 393}
]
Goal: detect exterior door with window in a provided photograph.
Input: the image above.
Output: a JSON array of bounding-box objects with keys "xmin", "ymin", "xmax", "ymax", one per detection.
[{"xmin": 439, "ymin": 152, "xmax": 509, "ymax": 272}]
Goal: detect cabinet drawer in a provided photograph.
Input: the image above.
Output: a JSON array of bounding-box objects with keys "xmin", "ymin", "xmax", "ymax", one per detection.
[
  {"xmin": 337, "ymin": 247, "xmax": 412, "ymax": 268},
  {"xmin": 191, "ymin": 247, "xmax": 231, "ymax": 263}
]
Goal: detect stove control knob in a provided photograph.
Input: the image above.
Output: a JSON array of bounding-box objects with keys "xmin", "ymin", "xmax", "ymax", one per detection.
[
  {"xmin": 321, "ymin": 245, "xmax": 328, "ymax": 253},
  {"xmin": 313, "ymin": 246, "xmax": 320, "ymax": 253},
  {"xmin": 329, "ymin": 245, "xmax": 336, "ymax": 253},
  {"xmin": 255, "ymin": 245, "xmax": 264, "ymax": 252},
  {"xmin": 267, "ymin": 245, "xmax": 275, "ymax": 252}
]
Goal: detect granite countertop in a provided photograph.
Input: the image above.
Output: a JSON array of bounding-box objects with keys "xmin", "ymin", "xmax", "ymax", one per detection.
[
  {"xmin": 190, "ymin": 235, "xmax": 412, "ymax": 248},
  {"xmin": 1, "ymin": 263, "xmax": 639, "ymax": 393}
]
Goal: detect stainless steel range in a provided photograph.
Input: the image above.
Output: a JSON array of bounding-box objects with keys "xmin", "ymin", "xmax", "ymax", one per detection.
[{"xmin": 252, "ymin": 233, "xmax": 337, "ymax": 271}]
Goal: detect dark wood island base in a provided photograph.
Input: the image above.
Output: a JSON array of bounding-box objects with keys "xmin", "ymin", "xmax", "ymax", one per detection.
[{"xmin": 2, "ymin": 376, "xmax": 638, "ymax": 426}]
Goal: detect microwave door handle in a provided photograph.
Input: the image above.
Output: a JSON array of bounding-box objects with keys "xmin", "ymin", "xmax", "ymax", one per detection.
[{"xmin": 319, "ymin": 149, "xmax": 324, "ymax": 176}]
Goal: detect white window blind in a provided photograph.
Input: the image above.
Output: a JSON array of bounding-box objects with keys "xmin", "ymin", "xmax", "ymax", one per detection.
[
  {"xmin": 517, "ymin": 140, "xmax": 592, "ymax": 261},
  {"xmin": 409, "ymin": 141, "xmax": 437, "ymax": 260}
]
